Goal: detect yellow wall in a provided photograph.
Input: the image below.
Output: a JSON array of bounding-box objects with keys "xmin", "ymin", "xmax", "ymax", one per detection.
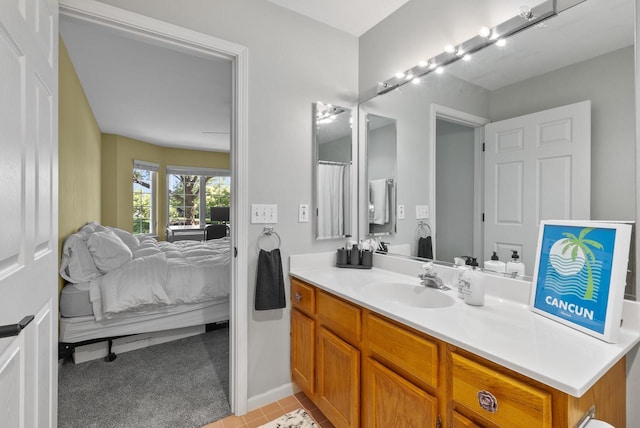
[
  {"xmin": 58, "ymin": 38, "xmax": 102, "ymax": 291},
  {"xmin": 101, "ymin": 134, "xmax": 230, "ymax": 240}
]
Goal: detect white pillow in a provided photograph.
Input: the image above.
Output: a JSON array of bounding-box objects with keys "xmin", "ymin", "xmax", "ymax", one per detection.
[
  {"xmin": 108, "ymin": 227, "xmax": 140, "ymax": 250},
  {"xmin": 87, "ymin": 230, "xmax": 133, "ymax": 273},
  {"xmin": 59, "ymin": 233, "xmax": 102, "ymax": 283}
]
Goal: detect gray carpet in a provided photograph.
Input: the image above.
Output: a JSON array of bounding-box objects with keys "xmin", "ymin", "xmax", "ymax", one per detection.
[{"xmin": 58, "ymin": 326, "xmax": 231, "ymax": 428}]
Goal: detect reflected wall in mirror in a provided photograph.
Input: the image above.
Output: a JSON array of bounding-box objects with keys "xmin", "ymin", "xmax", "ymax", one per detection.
[
  {"xmin": 313, "ymin": 102, "xmax": 355, "ymax": 240},
  {"xmin": 358, "ymin": 0, "xmax": 636, "ymax": 297},
  {"xmin": 366, "ymin": 114, "xmax": 397, "ymax": 236}
]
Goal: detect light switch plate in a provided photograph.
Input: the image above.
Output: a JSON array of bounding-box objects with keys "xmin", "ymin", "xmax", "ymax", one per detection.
[
  {"xmin": 416, "ymin": 205, "xmax": 429, "ymax": 219},
  {"xmin": 251, "ymin": 204, "xmax": 278, "ymax": 224},
  {"xmin": 397, "ymin": 205, "xmax": 405, "ymax": 220},
  {"xmin": 298, "ymin": 204, "xmax": 309, "ymax": 223}
]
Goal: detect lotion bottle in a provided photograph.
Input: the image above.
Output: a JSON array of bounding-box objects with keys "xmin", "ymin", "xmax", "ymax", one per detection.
[
  {"xmin": 464, "ymin": 258, "xmax": 485, "ymax": 306},
  {"xmin": 455, "ymin": 258, "xmax": 470, "ymax": 299},
  {"xmin": 484, "ymin": 252, "xmax": 506, "ymax": 274},
  {"xmin": 506, "ymin": 250, "xmax": 525, "ymax": 277}
]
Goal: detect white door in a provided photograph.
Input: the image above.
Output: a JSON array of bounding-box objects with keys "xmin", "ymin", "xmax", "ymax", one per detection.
[
  {"xmin": 484, "ymin": 101, "xmax": 591, "ymax": 275},
  {"xmin": 0, "ymin": 0, "xmax": 59, "ymax": 427}
]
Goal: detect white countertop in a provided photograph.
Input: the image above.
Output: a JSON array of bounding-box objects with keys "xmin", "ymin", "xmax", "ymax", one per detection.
[{"xmin": 289, "ymin": 252, "xmax": 640, "ymax": 397}]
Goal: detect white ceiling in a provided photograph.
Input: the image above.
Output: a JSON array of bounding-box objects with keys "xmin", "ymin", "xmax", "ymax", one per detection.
[
  {"xmin": 266, "ymin": 0, "xmax": 411, "ymax": 36},
  {"xmin": 60, "ymin": 16, "xmax": 233, "ymax": 152},
  {"xmin": 59, "ymin": 1, "xmax": 409, "ymax": 153}
]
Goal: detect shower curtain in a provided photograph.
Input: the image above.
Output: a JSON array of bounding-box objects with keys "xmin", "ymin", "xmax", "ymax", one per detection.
[{"xmin": 317, "ymin": 163, "xmax": 350, "ymax": 239}]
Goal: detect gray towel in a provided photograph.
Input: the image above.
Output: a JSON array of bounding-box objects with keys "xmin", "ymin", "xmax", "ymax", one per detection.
[
  {"xmin": 255, "ymin": 249, "xmax": 286, "ymax": 310},
  {"xmin": 418, "ymin": 236, "xmax": 433, "ymax": 259}
]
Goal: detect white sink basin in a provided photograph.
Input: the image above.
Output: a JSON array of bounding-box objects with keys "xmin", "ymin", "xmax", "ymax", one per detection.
[{"xmin": 362, "ymin": 282, "xmax": 456, "ymax": 309}]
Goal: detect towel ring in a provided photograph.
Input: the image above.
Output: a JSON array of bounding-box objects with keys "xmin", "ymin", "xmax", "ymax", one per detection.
[
  {"xmin": 257, "ymin": 227, "xmax": 281, "ymax": 253},
  {"xmin": 416, "ymin": 221, "xmax": 431, "ymax": 239}
]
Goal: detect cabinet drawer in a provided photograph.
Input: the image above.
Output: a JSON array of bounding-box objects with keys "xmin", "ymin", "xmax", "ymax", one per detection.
[
  {"xmin": 291, "ymin": 277, "xmax": 315, "ymax": 315},
  {"xmin": 366, "ymin": 313, "xmax": 439, "ymax": 389},
  {"xmin": 451, "ymin": 353, "xmax": 552, "ymax": 428},
  {"xmin": 317, "ymin": 290, "xmax": 361, "ymax": 344}
]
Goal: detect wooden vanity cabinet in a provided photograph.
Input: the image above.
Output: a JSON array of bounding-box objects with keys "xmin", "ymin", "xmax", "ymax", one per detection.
[
  {"xmin": 290, "ymin": 279, "xmax": 626, "ymax": 428},
  {"xmin": 290, "ymin": 278, "xmax": 316, "ymax": 397}
]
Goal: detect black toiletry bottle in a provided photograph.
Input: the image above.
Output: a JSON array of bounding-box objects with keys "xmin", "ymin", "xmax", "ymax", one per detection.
[
  {"xmin": 337, "ymin": 247, "xmax": 348, "ymax": 265},
  {"xmin": 350, "ymin": 244, "xmax": 360, "ymax": 265}
]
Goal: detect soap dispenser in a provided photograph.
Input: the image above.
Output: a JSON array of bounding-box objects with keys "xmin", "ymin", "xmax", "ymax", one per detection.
[
  {"xmin": 455, "ymin": 258, "xmax": 471, "ymax": 299},
  {"xmin": 464, "ymin": 258, "xmax": 485, "ymax": 306},
  {"xmin": 484, "ymin": 252, "xmax": 506, "ymax": 274},
  {"xmin": 506, "ymin": 250, "xmax": 525, "ymax": 277}
]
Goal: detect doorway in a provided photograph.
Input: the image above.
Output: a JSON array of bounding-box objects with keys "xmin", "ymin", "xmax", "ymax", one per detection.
[
  {"xmin": 59, "ymin": 0, "xmax": 249, "ymax": 417},
  {"xmin": 430, "ymin": 104, "xmax": 488, "ymax": 263}
]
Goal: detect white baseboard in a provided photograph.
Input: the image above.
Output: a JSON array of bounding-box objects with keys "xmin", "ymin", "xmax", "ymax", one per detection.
[
  {"xmin": 71, "ymin": 325, "xmax": 206, "ymax": 364},
  {"xmin": 247, "ymin": 382, "xmax": 297, "ymax": 412}
]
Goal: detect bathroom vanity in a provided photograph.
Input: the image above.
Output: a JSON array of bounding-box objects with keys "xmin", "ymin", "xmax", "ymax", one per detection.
[{"xmin": 289, "ymin": 253, "xmax": 640, "ymax": 428}]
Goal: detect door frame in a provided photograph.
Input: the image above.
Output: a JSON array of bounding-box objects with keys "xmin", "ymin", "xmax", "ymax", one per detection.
[
  {"xmin": 429, "ymin": 104, "xmax": 489, "ymax": 261},
  {"xmin": 58, "ymin": 0, "xmax": 250, "ymax": 415}
]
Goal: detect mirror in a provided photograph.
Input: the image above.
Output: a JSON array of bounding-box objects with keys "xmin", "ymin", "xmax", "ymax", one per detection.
[
  {"xmin": 358, "ymin": 0, "xmax": 635, "ymax": 296},
  {"xmin": 314, "ymin": 102, "xmax": 355, "ymax": 240},
  {"xmin": 366, "ymin": 114, "xmax": 397, "ymax": 236}
]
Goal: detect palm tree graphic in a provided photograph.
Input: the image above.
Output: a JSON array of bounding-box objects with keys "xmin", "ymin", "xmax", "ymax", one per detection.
[{"xmin": 560, "ymin": 228, "xmax": 603, "ymax": 301}]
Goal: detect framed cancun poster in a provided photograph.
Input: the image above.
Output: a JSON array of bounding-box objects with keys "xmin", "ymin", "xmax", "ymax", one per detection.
[{"xmin": 529, "ymin": 220, "xmax": 632, "ymax": 343}]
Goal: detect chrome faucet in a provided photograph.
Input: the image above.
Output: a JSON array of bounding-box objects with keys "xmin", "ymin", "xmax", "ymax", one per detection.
[{"xmin": 418, "ymin": 263, "xmax": 451, "ymax": 291}]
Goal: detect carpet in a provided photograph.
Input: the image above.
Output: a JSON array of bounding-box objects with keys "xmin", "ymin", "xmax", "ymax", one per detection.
[
  {"xmin": 258, "ymin": 408, "xmax": 319, "ymax": 428},
  {"xmin": 58, "ymin": 326, "xmax": 231, "ymax": 428}
]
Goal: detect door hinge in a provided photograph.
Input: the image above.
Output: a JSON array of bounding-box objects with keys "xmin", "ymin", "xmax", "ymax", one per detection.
[
  {"xmin": 436, "ymin": 415, "xmax": 442, "ymax": 428},
  {"xmin": 234, "ymin": 247, "xmax": 238, "ymax": 257},
  {"xmin": 482, "ymin": 212, "xmax": 485, "ymax": 222},
  {"xmin": 482, "ymin": 142, "xmax": 486, "ymax": 152}
]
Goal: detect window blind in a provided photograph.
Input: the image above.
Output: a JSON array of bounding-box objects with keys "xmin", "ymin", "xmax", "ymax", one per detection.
[
  {"xmin": 133, "ymin": 160, "xmax": 159, "ymax": 172},
  {"xmin": 166, "ymin": 166, "xmax": 230, "ymax": 176}
]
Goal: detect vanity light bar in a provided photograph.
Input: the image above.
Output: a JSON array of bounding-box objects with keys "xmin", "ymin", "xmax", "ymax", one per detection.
[{"xmin": 376, "ymin": 0, "xmax": 556, "ymax": 95}]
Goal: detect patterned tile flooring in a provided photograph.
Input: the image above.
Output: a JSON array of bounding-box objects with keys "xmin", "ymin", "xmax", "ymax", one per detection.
[{"xmin": 202, "ymin": 392, "xmax": 334, "ymax": 428}]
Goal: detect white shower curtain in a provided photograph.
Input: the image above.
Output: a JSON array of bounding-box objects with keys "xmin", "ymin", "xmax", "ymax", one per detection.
[{"xmin": 317, "ymin": 163, "xmax": 349, "ymax": 239}]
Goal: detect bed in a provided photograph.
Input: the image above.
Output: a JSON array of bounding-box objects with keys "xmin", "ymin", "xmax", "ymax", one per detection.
[{"xmin": 58, "ymin": 222, "xmax": 230, "ymax": 346}]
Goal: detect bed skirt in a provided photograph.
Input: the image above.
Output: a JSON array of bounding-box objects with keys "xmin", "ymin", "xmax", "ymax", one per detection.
[{"xmin": 59, "ymin": 298, "xmax": 229, "ymax": 343}]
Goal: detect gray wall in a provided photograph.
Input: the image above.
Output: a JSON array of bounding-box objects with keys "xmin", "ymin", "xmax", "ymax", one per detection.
[
  {"xmin": 319, "ymin": 136, "xmax": 352, "ymax": 163},
  {"xmin": 95, "ymin": 0, "xmax": 358, "ymax": 402}
]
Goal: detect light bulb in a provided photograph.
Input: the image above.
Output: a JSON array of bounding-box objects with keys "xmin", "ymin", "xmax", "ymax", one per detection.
[
  {"xmin": 462, "ymin": 54, "xmax": 471, "ymax": 61},
  {"xmin": 395, "ymin": 71, "xmax": 405, "ymax": 79},
  {"xmin": 412, "ymin": 77, "xmax": 421, "ymax": 84},
  {"xmin": 479, "ymin": 27, "xmax": 491, "ymax": 38},
  {"xmin": 418, "ymin": 60, "xmax": 429, "ymax": 68},
  {"xmin": 496, "ymin": 38, "xmax": 507, "ymax": 47},
  {"xmin": 405, "ymin": 73, "xmax": 414, "ymax": 80},
  {"xmin": 444, "ymin": 44, "xmax": 455, "ymax": 54},
  {"xmin": 435, "ymin": 66, "xmax": 444, "ymax": 74},
  {"xmin": 490, "ymin": 30, "xmax": 500, "ymax": 40},
  {"xmin": 456, "ymin": 48, "xmax": 465, "ymax": 56},
  {"xmin": 428, "ymin": 62, "xmax": 437, "ymax": 69}
]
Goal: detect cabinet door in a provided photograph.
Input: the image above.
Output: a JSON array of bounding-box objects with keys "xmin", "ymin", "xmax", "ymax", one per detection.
[
  {"xmin": 363, "ymin": 358, "xmax": 438, "ymax": 428},
  {"xmin": 291, "ymin": 309, "xmax": 315, "ymax": 396},
  {"xmin": 316, "ymin": 327, "xmax": 360, "ymax": 428}
]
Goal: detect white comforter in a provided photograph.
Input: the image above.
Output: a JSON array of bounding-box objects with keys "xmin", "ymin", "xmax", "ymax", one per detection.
[{"xmin": 88, "ymin": 238, "xmax": 231, "ymax": 320}]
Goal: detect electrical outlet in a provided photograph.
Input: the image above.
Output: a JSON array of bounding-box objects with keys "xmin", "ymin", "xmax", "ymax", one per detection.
[
  {"xmin": 416, "ymin": 205, "xmax": 429, "ymax": 219},
  {"xmin": 298, "ymin": 204, "xmax": 309, "ymax": 223},
  {"xmin": 251, "ymin": 204, "xmax": 278, "ymax": 224},
  {"xmin": 397, "ymin": 205, "xmax": 405, "ymax": 220}
]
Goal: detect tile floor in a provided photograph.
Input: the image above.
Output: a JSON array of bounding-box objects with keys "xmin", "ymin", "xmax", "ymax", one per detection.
[{"xmin": 202, "ymin": 392, "xmax": 334, "ymax": 428}]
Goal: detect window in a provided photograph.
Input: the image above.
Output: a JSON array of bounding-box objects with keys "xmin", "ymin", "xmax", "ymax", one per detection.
[
  {"xmin": 166, "ymin": 166, "xmax": 230, "ymax": 226},
  {"xmin": 133, "ymin": 161, "xmax": 158, "ymax": 234}
]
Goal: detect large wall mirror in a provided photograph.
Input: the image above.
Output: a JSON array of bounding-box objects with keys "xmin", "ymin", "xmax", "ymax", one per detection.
[
  {"xmin": 313, "ymin": 102, "xmax": 356, "ymax": 240},
  {"xmin": 358, "ymin": 0, "xmax": 636, "ymax": 298}
]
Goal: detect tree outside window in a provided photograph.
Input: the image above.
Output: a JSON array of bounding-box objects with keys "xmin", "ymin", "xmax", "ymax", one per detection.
[
  {"xmin": 167, "ymin": 173, "xmax": 230, "ymax": 226},
  {"xmin": 133, "ymin": 167, "xmax": 155, "ymax": 234}
]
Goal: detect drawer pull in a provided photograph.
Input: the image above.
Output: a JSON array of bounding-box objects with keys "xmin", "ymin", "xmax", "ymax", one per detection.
[
  {"xmin": 477, "ymin": 390, "xmax": 498, "ymax": 413},
  {"xmin": 295, "ymin": 293, "xmax": 302, "ymax": 302}
]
